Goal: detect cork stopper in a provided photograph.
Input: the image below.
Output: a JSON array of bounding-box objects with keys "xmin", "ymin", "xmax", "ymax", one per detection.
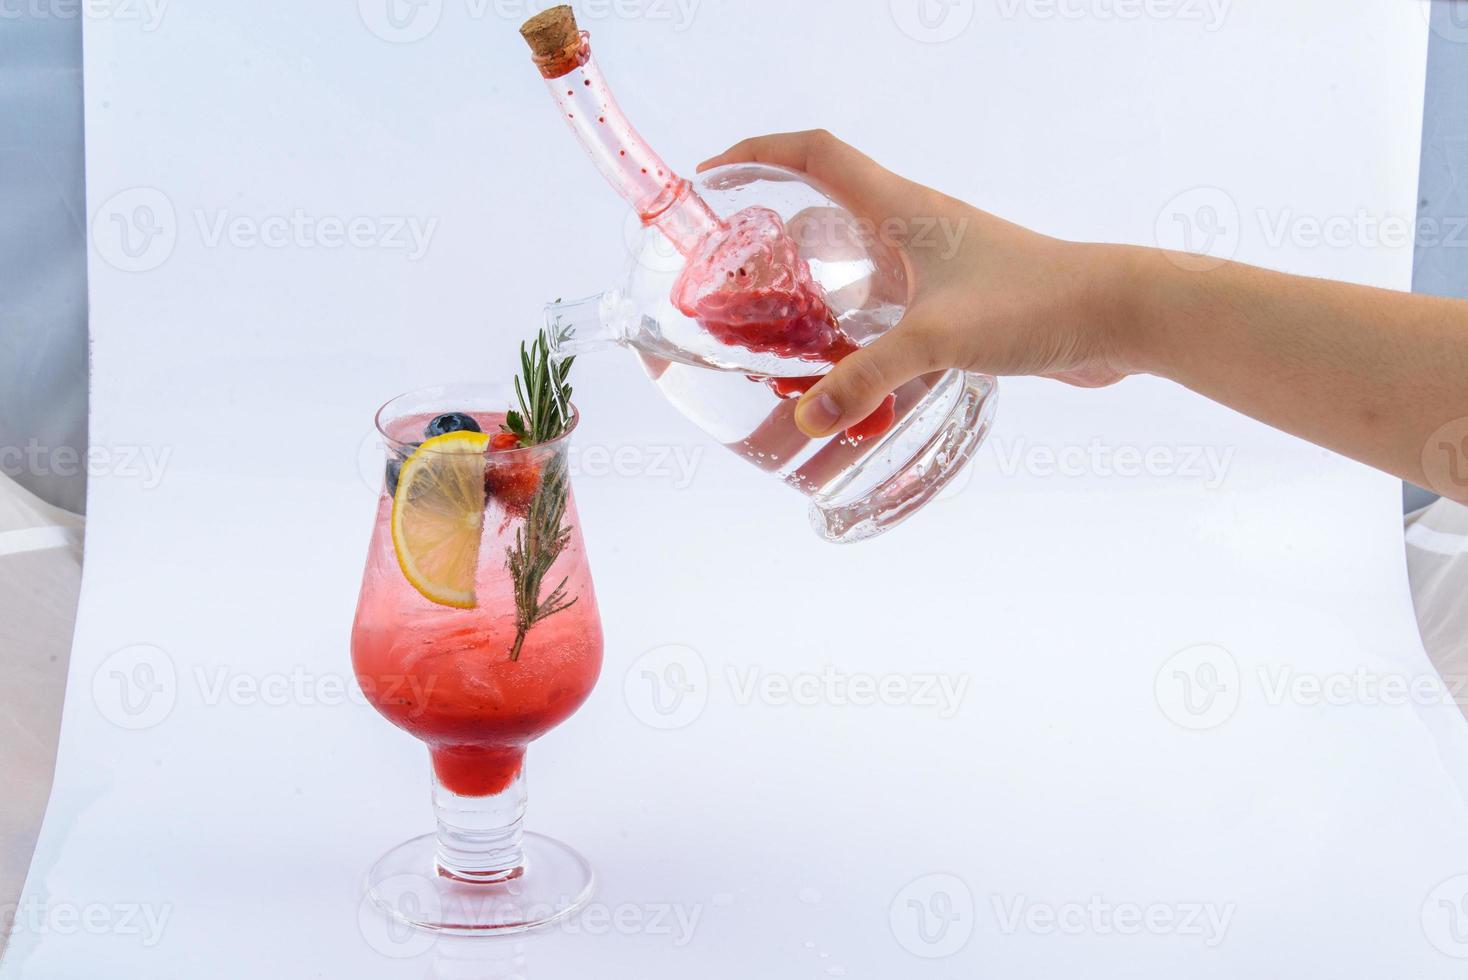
[{"xmin": 520, "ymin": 6, "xmax": 579, "ymax": 59}]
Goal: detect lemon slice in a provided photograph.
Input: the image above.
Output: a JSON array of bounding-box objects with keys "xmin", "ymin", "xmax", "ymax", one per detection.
[{"xmin": 391, "ymin": 431, "xmax": 491, "ymax": 608}]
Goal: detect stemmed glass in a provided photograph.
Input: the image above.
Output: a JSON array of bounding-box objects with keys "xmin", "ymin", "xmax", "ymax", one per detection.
[{"xmin": 352, "ymin": 383, "xmax": 603, "ymax": 933}]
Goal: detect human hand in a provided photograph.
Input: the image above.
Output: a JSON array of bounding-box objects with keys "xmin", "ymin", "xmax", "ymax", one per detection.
[{"xmin": 699, "ymin": 130, "xmax": 1138, "ymax": 437}]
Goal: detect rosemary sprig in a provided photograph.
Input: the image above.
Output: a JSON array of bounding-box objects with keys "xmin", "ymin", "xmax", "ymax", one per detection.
[
  {"xmin": 505, "ymin": 321, "xmax": 577, "ymax": 661},
  {"xmin": 503, "ymin": 322, "xmax": 575, "ymax": 447}
]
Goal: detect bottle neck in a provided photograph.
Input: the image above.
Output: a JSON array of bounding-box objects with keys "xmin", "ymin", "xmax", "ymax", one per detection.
[{"xmin": 539, "ymin": 33, "xmax": 721, "ymax": 255}]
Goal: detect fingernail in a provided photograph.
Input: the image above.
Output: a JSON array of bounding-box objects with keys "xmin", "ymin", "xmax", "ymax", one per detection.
[{"xmin": 795, "ymin": 393, "xmax": 842, "ymax": 436}]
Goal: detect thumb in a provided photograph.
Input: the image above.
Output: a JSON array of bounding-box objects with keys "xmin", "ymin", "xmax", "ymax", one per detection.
[{"xmin": 794, "ymin": 319, "xmax": 946, "ymax": 437}]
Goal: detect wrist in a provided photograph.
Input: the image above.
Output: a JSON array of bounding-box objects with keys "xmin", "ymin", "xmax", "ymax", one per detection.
[{"xmin": 1075, "ymin": 243, "xmax": 1173, "ymax": 378}]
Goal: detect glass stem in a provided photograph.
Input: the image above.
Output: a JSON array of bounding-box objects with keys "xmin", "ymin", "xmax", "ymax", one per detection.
[{"xmin": 432, "ymin": 764, "xmax": 527, "ymax": 883}]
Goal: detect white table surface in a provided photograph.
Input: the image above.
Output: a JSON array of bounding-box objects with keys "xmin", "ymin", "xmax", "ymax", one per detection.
[{"xmin": 6, "ymin": 1, "xmax": 1463, "ymax": 976}]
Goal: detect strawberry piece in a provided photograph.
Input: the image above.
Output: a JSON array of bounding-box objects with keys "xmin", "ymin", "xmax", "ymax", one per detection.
[
  {"xmin": 843, "ymin": 394, "xmax": 896, "ymax": 443},
  {"xmin": 485, "ymin": 432, "xmax": 541, "ymax": 515},
  {"xmin": 486, "ymin": 459, "xmax": 541, "ymax": 515}
]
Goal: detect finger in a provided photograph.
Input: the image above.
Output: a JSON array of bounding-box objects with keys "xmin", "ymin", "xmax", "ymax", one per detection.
[
  {"xmin": 794, "ymin": 317, "xmax": 949, "ymax": 437},
  {"xmin": 697, "ymin": 129, "xmax": 924, "ymax": 219}
]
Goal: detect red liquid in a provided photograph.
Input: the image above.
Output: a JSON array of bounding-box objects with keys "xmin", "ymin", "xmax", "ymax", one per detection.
[
  {"xmin": 352, "ymin": 414, "xmax": 603, "ymax": 797},
  {"xmin": 672, "ymin": 207, "xmax": 894, "ymax": 441},
  {"xmin": 673, "ymin": 207, "xmax": 854, "ymax": 362}
]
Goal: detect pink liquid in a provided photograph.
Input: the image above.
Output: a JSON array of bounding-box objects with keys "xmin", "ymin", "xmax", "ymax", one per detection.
[
  {"xmin": 351, "ymin": 413, "xmax": 603, "ymax": 797},
  {"xmin": 671, "ymin": 207, "xmax": 857, "ymax": 363}
]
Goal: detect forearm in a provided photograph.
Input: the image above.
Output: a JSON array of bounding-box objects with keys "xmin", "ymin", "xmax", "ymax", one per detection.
[{"xmin": 1103, "ymin": 245, "xmax": 1468, "ymax": 501}]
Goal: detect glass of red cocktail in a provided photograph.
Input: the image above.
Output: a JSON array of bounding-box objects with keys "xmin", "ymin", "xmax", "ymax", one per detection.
[{"xmin": 352, "ymin": 381, "xmax": 602, "ymax": 934}]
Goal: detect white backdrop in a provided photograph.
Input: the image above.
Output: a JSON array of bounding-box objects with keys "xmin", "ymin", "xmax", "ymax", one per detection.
[{"xmin": 4, "ymin": 1, "xmax": 1461, "ymax": 977}]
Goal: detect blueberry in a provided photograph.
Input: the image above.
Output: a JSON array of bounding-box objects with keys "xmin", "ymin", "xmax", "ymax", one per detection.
[
  {"xmin": 425, "ymin": 413, "xmax": 482, "ymax": 439},
  {"xmin": 384, "ymin": 442, "xmax": 421, "ymax": 497}
]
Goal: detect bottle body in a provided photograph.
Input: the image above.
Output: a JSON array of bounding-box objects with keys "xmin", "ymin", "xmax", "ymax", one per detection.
[
  {"xmin": 526, "ymin": 16, "xmax": 998, "ymax": 541},
  {"xmin": 547, "ymin": 165, "xmax": 999, "ymax": 543}
]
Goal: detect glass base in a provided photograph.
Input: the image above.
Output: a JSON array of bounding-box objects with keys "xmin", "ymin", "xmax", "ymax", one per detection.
[
  {"xmin": 809, "ymin": 371, "xmax": 998, "ymax": 543},
  {"xmin": 365, "ymin": 832, "xmax": 594, "ymax": 935}
]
